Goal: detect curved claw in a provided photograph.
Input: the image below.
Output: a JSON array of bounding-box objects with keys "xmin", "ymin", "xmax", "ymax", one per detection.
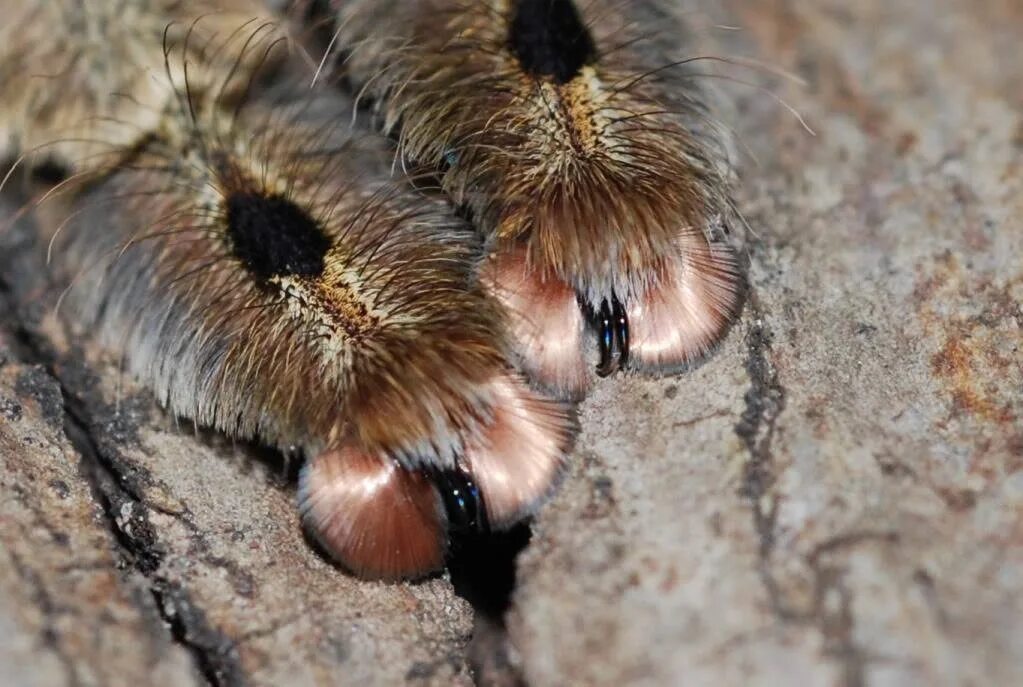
[
  {"xmin": 431, "ymin": 464, "xmax": 489, "ymax": 534},
  {"xmin": 593, "ymin": 294, "xmax": 629, "ymax": 377}
]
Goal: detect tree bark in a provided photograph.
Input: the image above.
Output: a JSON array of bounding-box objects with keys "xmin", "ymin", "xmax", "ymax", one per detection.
[{"xmin": 509, "ymin": 1, "xmax": 1023, "ymax": 685}]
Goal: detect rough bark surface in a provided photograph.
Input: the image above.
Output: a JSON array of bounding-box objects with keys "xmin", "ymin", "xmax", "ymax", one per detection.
[
  {"xmin": 510, "ymin": 1, "xmax": 1023, "ymax": 685},
  {"xmin": 1, "ymin": 1, "xmax": 1021, "ymax": 686}
]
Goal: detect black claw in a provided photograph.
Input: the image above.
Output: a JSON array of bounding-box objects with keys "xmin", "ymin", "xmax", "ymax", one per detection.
[
  {"xmin": 612, "ymin": 294, "xmax": 629, "ymax": 369},
  {"xmin": 593, "ymin": 292, "xmax": 629, "ymax": 377},
  {"xmin": 433, "ymin": 465, "xmax": 489, "ymax": 533},
  {"xmin": 596, "ymin": 299, "xmax": 616, "ymax": 376}
]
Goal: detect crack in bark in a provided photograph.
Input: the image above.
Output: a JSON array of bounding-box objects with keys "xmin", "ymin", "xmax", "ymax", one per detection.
[
  {"xmin": 734, "ymin": 292, "xmax": 789, "ymax": 611},
  {"xmin": 809, "ymin": 530, "xmax": 901, "ymax": 686},
  {"xmin": 811, "ymin": 563, "xmax": 864, "ymax": 687},
  {"xmin": 448, "ymin": 525, "xmax": 532, "ymax": 687},
  {"xmin": 734, "ymin": 289, "xmax": 870, "ymax": 687},
  {"xmin": 0, "ymin": 256, "xmax": 246, "ymax": 687},
  {"xmin": 58, "ymin": 357, "xmax": 247, "ymax": 687}
]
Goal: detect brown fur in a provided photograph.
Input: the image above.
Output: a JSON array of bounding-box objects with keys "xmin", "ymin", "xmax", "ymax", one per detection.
[
  {"xmin": 49, "ymin": 80, "xmax": 516, "ymax": 467},
  {"xmin": 330, "ymin": 0, "xmax": 743, "ymax": 307}
]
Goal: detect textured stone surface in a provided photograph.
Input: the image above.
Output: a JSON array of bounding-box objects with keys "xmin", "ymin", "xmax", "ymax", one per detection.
[{"xmin": 2, "ymin": 1, "xmax": 1021, "ymax": 686}]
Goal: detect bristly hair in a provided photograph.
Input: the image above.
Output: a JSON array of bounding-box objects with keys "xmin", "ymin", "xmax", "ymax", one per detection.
[
  {"xmin": 326, "ymin": 0, "xmax": 745, "ymax": 390},
  {"xmin": 46, "ymin": 69, "xmax": 504, "ymax": 468},
  {"xmin": 30, "ymin": 21, "xmax": 574, "ymax": 577},
  {"xmin": 329, "ymin": 0, "xmax": 741, "ymax": 300},
  {"xmin": 0, "ymin": 0, "xmax": 283, "ymax": 174}
]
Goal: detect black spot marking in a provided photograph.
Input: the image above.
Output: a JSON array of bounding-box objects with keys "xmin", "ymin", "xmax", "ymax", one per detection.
[
  {"xmin": 225, "ymin": 192, "xmax": 330, "ymax": 281},
  {"xmin": 509, "ymin": 0, "xmax": 597, "ymax": 84}
]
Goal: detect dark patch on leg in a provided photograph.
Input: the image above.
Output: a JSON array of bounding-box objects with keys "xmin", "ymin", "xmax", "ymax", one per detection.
[
  {"xmin": 508, "ymin": 0, "xmax": 597, "ymax": 84},
  {"xmin": 225, "ymin": 192, "xmax": 330, "ymax": 282}
]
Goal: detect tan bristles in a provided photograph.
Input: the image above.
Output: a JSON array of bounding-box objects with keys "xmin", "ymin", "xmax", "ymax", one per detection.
[
  {"xmin": 299, "ymin": 446, "xmax": 447, "ymax": 579},
  {"xmin": 50, "ymin": 83, "xmax": 509, "ymax": 468}
]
